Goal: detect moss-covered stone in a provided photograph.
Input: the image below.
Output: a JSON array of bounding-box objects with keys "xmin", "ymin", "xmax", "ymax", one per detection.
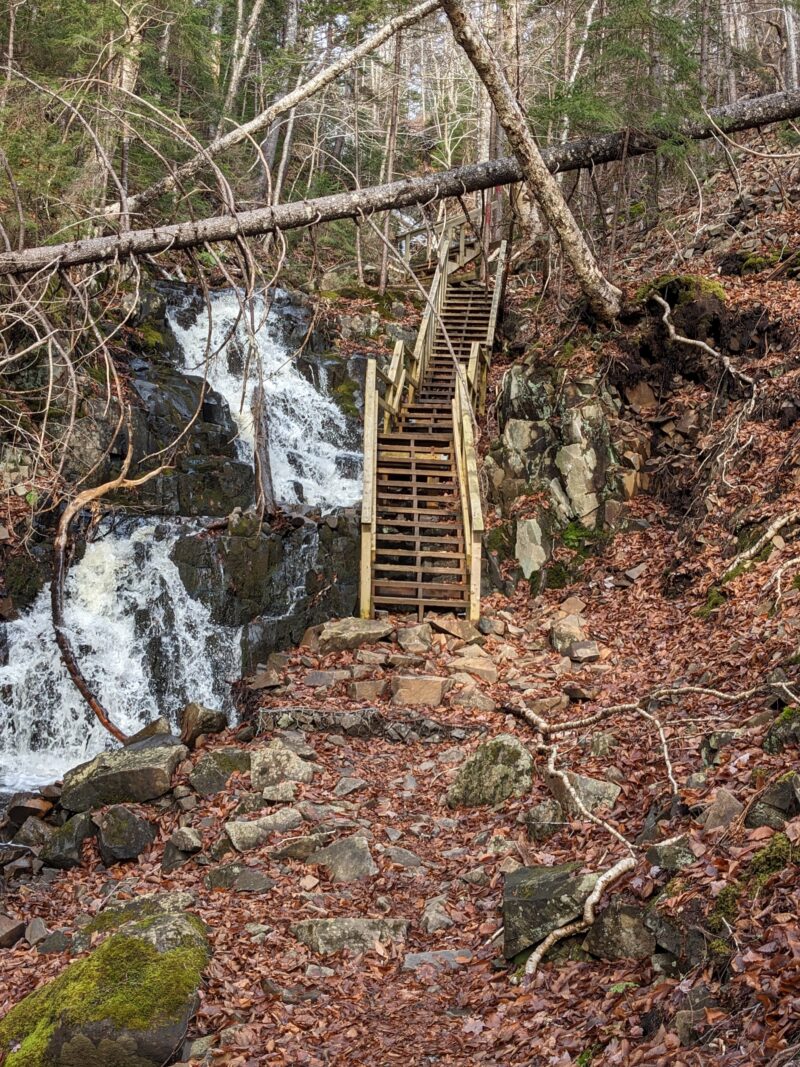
[
  {"xmin": 188, "ymin": 747, "xmax": 251, "ymax": 796},
  {"xmin": 446, "ymin": 734, "xmax": 533, "ymax": 808},
  {"xmin": 694, "ymin": 586, "xmax": 726, "ymax": 619},
  {"xmin": 748, "ymin": 832, "xmax": 792, "ymax": 888},
  {"xmin": 0, "ymin": 911, "xmax": 209, "ymax": 1067},
  {"xmin": 764, "ymin": 706, "xmax": 800, "ymax": 754},
  {"xmin": 637, "ymin": 273, "xmax": 727, "ymax": 305}
]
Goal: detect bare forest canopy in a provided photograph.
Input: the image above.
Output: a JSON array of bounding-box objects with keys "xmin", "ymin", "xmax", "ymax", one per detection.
[{"xmin": 2, "ymin": 88, "xmax": 800, "ymax": 276}]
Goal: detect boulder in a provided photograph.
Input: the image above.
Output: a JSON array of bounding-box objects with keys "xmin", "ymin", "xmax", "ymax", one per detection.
[
  {"xmin": 763, "ymin": 707, "xmax": 800, "ymax": 754},
  {"xmin": 250, "ymin": 739, "xmax": 315, "ymax": 790},
  {"xmin": 189, "ymin": 748, "xmax": 251, "ymax": 796},
  {"xmin": 25, "ymin": 917, "xmax": 50, "ymax": 947},
  {"xmin": 384, "ymin": 846, "xmax": 423, "ymax": 869},
  {"xmin": 429, "ymin": 615, "xmax": 482, "ymax": 643},
  {"xmin": 503, "ymin": 863, "xmax": 599, "ymax": 958},
  {"xmin": 94, "ymin": 806, "xmax": 157, "ymax": 866},
  {"xmin": 397, "ymin": 624, "xmax": 432, "ymax": 653},
  {"xmin": 515, "ymin": 517, "xmax": 551, "ymax": 579},
  {"xmin": 204, "ymin": 863, "xmax": 274, "ymax": 893},
  {"xmin": 583, "ymin": 902, "xmax": 655, "ymax": 960},
  {"xmin": 446, "ymin": 734, "xmax": 533, "ymax": 808},
  {"xmin": 125, "ymin": 717, "xmax": 172, "ymax": 746},
  {"xmin": 567, "ymin": 640, "xmax": 601, "ymax": 663},
  {"xmin": 453, "ymin": 657, "xmax": 498, "ymax": 683},
  {"xmin": 180, "ymin": 703, "xmax": 228, "ymax": 748},
  {"xmin": 0, "ymin": 910, "xmax": 210, "ymax": 1067},
  {"xmin": 13, "ymin": 815, "xmax": 55, "ymax": 848},
  {"xmin": 701, "ymin": 787, "xmax": 743, "ymax": 831},
  {"xmin": 549, "ymin": 614, "xmax": 586, "ymax": 655},
  {"xmin": 0, "ymin": 914, "xmax": 25, "ymax": 948},
  {"xmin": 61, "ymin": 744, "xmax": 187, "ymax": 811},
  {"xmin": 5, "ymin": 792, "xmax": 53, "ymax": 829},
  {"xmin": 391, "ymin": 675, "xmax": 448, "ymax": 707},
  {"xmin": 292, "ymin": 917, "xmax": 408, "ymax": 955},
  {"xmin": 225, "ymin": 808, "xmax": 303, "ymax": 852},
  {"xmin": 544, "ymin": 769, "xmax": 620, "ymax": 814},
  {"xmin": 40, "ymin": 813, "xmax": 96, "ymax": 870},
  {"xmin": 317, "ymin": 617, "xmax": 394, "ymax": 654},
  {"xmin": 347, "ymin": 679, "xmax": 387, "ymax": 701},
  {"xmin": 308, "ymin": 835, "xmax": 377, "ymax": 882}
]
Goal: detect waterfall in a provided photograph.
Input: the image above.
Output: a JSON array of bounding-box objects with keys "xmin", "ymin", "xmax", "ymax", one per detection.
[
  {"xmin": 0, "ymin": 288, "xmax": 362, "ymax": 792},
  {"xmin": 167, "ymin": 289, "xmax": 362, "ymax": 510}
]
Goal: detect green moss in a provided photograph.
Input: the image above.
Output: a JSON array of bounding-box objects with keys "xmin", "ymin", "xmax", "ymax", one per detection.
[
  {"xmin": 544, "ymin": 560, "xmax": 573, "ymax": 590},
  {"xmin": 709, "ymin": 937, "xmax": 732, "ymax": 957},
  {"xmin": 136, "ymin": 323, "xmax": 165, "ymax": 352},
  {"xmin": 332, "ymin": 378, "xmax": 359, "ymax": 419},
  {"xmin": 709, "ymin": 884, "xmax": 741, "ymax": 934},
  {"xmin": 0, "ymin": 924, "xmax": 209, "ymax": 1066},
  {"xmin": 776, "ymin": 706, "xmax": 800, "ymax": 726},
  {"xmin": 748, "ymin": 832, "xmax": 792, "ymax": 889},
  {"xmin": 85, "ymin": 363, "xmax": 108, "ymax": 384},
  {"xmin": 636, "ymin": 273, "xmax": 727, "ymax": 305},
  {"xmin": 485, "ymin": 523, "xmax": 513, "ymax": 560},
  {"xmin": 694, "ymin": 586, "xmax": 726, "ymax": 619}
]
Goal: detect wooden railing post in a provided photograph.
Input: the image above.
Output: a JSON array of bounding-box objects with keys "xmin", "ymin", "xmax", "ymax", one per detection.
[{"xmin": 359, "ymin": 358, "xmax": 378, "ymax": 619}]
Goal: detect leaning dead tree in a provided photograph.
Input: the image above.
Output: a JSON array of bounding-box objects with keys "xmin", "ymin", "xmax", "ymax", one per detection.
[
  {"xmin": 3, "ymin": 88, "xmax": 800, "ymax": 276},
  {"xmin": 441, "ymin": 0, "xmax": 622, "ymax": 320}
]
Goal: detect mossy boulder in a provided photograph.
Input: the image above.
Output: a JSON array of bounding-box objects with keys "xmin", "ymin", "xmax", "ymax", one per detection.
[
  {"xmin": 39, "ymin": 814, "xmax": 96, "ymax": 870},
  {"xmin": 94, "ymin": 807, "xmax": 156, "ymax": 867},
  {"xmin": 503, "ymin": 863, "xmax": 599, "ymax": 958},
  {"xmin": 763, "ymin": 706, "xmax": 800, "ymax": 754},
  {"xmin": 61, "ymin": 744, "xmax": 188, "ymax": 813},
  {"xmin": 188, "ymin": 747, "xmax": 251, "ymax": 796},
  {"xmin": 0, "ymin": 909, "xmax": 209, "ymax": 1067},
  {"xmin": 446, "ymin": 734, "xmax": 533, "ymax": 808}
]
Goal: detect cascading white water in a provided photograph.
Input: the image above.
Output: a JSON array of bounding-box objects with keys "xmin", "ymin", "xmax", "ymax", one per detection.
[
  {"xmin": 167, "ymin": 289, "xmax": 362, "ymax": 510},
  {"xmin": 0, "ymin": 523, "xmax": 241, "ymax": 791},
  {"xmin": 0, "ymin": 288, "xmax": 362, "ymax": 792}
]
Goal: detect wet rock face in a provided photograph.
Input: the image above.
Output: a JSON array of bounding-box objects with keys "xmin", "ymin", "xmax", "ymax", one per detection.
[{"xmin": 172, "ymin": 511, "xmax": 360, "ymax": 669}]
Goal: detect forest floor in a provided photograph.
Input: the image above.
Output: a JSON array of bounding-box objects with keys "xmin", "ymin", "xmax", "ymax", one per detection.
[{"xmin": 3, "ymin": 149, "xmax": 800, "ymax": 1066}]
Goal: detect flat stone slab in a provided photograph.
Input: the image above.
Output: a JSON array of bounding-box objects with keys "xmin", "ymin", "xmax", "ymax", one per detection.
[
  {"xmin": 390, "ymin": 675, "xmax": 448, "ymax": 707},
  {"xmin": 225, "ymin": 808, "xmax": 303, "ymax": 852},
  {"xmin": 61, "ymin": 744, "xmax": 188, "ymax": 811},
  {"xmin": 292, "ymin": 917, "xmax": 408, "ymax": 955},
  {"xmin": 318, "ymin": 617, "xmax": 394, "ymax": 654},
  {"xmin": 308, "ymin": 835, "xmax": 377, "ymax": 882}
]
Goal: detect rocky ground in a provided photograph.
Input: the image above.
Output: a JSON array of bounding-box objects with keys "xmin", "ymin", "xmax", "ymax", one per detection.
[{"xmin": 3, "ymin": 149, "xmax": 800, "ymax": 1066}]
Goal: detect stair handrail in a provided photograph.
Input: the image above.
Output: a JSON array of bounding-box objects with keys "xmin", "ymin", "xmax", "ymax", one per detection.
[
  {"xmin": 359, "ymin": 358, "xmax": 379, "ymax": 619},
  {"xmin": 452, "ymin": 375, "xmax": 484, "ymax": 622},
  {"xmin": 375, "ymin": 339, "xmax": 410, "ymax": 432},
  {"xmin": 395, "ymin": 206, "xmax": 481, "ymax": 269},
  {"xmin": 408, "ymin": 230, "xmax": 451, "ymax": 405}
]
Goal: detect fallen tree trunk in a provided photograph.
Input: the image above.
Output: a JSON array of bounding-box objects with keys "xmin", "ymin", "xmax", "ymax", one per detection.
[{"xmin": 4, "ymin": 88, "xmax": 800, "ymax": 275}]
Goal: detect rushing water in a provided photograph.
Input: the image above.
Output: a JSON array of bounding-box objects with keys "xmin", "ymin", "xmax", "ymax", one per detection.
[{"xmin": 0, "ymin": 289, "xmax": 361, "ymax": 791}]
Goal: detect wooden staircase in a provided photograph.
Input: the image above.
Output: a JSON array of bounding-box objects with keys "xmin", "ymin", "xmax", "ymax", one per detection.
[{"xmin": 360, "ymin": 220, "xmax": 508, "ymax": 621}]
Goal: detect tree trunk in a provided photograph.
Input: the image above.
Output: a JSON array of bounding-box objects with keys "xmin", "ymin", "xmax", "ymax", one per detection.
[
  {"xmin": 252, "ymin": 382, "xmax": 278, "ymax": 516},
  {"xmin": 379, "ymin": 31, "xmax": 403, "ymax": 294},
  {"xmin": 441, "ymin": 0, "xmax": 621, "ymax": 320},
  {"xmin": 7, "ymin": 88, "xmax": 800, "ymax": 274},
  {"xmin": 216, "ymin": 0, "xmax": 268, "ymax": 137}
]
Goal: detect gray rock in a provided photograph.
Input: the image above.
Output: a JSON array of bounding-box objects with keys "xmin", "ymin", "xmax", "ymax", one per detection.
[
  {"xmin": 384, "ymin": 846, "xmax": 424, "ymax": 869},
  {"xmin": 36, "ymin": 930, "xmax": 71, "ymax": 955},
  {"xmin": 225, "ymin": 808, "xmax": 303, "ymax": 852},
  {"xmin": 189, "ymin": 747, "xmax": 251, "ymax": 796},
  {"xmin": 318, "ymin": 617, "xmax": 394, "ymax": 654},
  {"xmin": 162, "ymin": 826, "xmax": 203, "ymax": 873},
  {"xmin": 334, "ymin": 776, "xmax": 367, "ymax": 798},
  {"xmin": 204, "ymin": 863, "xmax": 274, "ymax": 893},
  {"xmin": 125, "ymin": 717, "xmax": 172, "ymax": 746},
  {"xmin": 308, "ymin": 835, "xmax": 377, "ymax": 882},
  {"xmin": 701, "ymin": 787, "xmax": 743, "ymax": 830},
  {"xmin": 402, "ymin": 949, "xmax": 473, "ymax": 972},
  {"xmin": 583, "ymin": 902, "xmax": 655, "ymax": 960},
  {"xmin": 550, "ymin": 614, "xmax": 586, "ymax": 655},
  {"xmin": 61, "ymin": 743, "xmax": 188, "ymax": 811},
  {"xmin": 745, "ymin": 802, "xmax": 787, "ymax": 830},
  {"xmin": 420, "ymin": 895, "xmax": 453, "ymax": 933},
  {"xmin": 0, "ymin": 913, "xmax": 25, "ymax": 948},
  {"xmin": 522, "ymin": 799, "xmax": 565, "ymax": 842},
  {"xmin": 515, "ymin": 517, "xmax": 550, "ymax": 579},
  {"xmin": 447, "ymin": 734, "xmax": 533, "ymax": 808},
  {"xmin": 503, "ymin": 863, "xmax": 599, "ymax": 958},
  {"xmin": 292, "ymin": 917, "xmax": 408, "ymax": 955},
  {"xmin": 567, "ymin": 640, "xmax": 601, "ymax": 662},
  {"xmin": 0, "ymin": 910, "xmax": 210, "ymax": 1067},
  {"xmin": 391, "ymin": 675, "xmax": 448, "ymax": 707},
  {"xmin": 763, "ymin": 707, "xmax": 800, "ymax": 754},
  {"xmin": 262, "ymin": 781, "xmax": 298, "ymax": 803},
  {"xmin": 461, "ymin": 866, "xmax": 489, "ymax": 887},
  {"xmin": 646, "ymin": 836, "xmax": 695, "ymax": 872},
  {"xmin": 40, "ymin": 813, "xmax": 96, "ymax": 870},
  {"xmin": 180, "ymin": 702, "xmax": 228, "ymax": 747},
  {"xmin": 251, "ymin": 739, "xmax": 315, "ymax": 790},
  {"xmin": 271, "ymin": 833, "xmax": 332, "ymax": 861},
  {"xmin": 13, "ymin": 815, "xmax": 55, "ymax": 848},
  {"xmin": 25, "ymin": 917, "xmax": 49, "ymax": 946},
  {"xmin": 397, "ymin": 624, "xmax": 432, "ymax": 653},
  {"xmin": 94, "ymin": 805, "xmax": 156, "ymax": 866},
  {"xmin": 760, "ymin": 772, "xmax": 800, "ymax": 815},
  {"xmin": 544, "ymin": 769, "xmax": 620, "ymax": 814}
]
